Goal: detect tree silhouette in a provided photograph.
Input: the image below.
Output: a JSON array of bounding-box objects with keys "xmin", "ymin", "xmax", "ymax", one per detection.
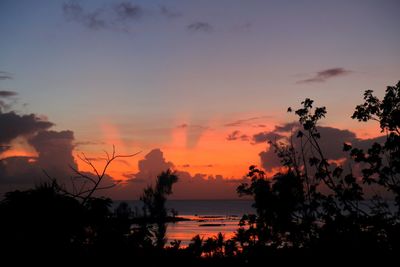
[
  {"xmin": 236, "ymin": 81, "xmax": 400, "ymax": 255},
  {"xmin": 140, "ymin": 169, "xmax": 178, "ymax": 249},
  {"xmin": 54, "ymin": 145, "xmax": 139, "ymax": 204}
]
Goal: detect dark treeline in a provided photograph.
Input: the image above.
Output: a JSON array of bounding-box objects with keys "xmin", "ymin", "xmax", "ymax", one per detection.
[{"xmin": 0, "ymin": 81, "xmax": 399, "ymax": 265}]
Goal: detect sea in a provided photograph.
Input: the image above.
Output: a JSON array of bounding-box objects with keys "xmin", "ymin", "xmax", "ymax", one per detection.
[{"xmin": 115, "ymin": 200, "xmax": 254, "ymax": 246}]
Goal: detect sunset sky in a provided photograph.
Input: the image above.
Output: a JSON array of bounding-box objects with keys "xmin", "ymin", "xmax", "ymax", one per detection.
[{"xmin": 1, "ymin": 0, "xmax": 399, "ymax": 198}]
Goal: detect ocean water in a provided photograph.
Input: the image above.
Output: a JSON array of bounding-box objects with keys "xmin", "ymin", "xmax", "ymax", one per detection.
[{"xmin": 117, "ymin": 200, "xmax": 254, "ymax": 245}]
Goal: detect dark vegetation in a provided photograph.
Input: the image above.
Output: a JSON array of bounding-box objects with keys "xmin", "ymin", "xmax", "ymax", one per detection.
[{"xmin": 0, "ymin": 81, "xmax": 399, "ymax": 265}]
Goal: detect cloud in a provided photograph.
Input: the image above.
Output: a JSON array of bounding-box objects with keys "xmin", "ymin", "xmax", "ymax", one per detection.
[
  {"xmin": 187, "ymin": 22, "xmax": 213, "ymax": 33},
  {"xmin": 0, "ymin": 71, "xmax": 12, "ymax": 80},
  {"xmin": 0, "ymin": 91, "xmax": 17, "ymax": 98},
  {"xmin": 115, "ymin": 2, "xmax": 142, "ymax": 20},
  {"xmin": 297, "ymin": 68, "xmax": 352, "ymax": 83},
  {"xmin": 63, "ymin": 1, "xmax": 107, "ymax": 30},
  {"xmin": 0, "ymin": 91, "xmax": 18, "ymax": 111},
  {"xmin": 134, "ymin": 149, "xmax": 174, "ymax": 181},
  {"xmin": 176, "ymin": 123, "xmax": 208, "ymax": 130},
  {"xmin": 75, "ymin": 140, "xmax": 105, "ymax": 147},
  {"xmin": 0, "ymin": 100, "xmax": 77, "ymax": 192},
  {"xmin": 0, "ymin": 111, "xmax": 53, "ymax": 146},
  {"xmin": 62, "ymin": 1, "xmax": 144, "ymax": 31},
  {"xmin": 160, "ymin": 5, "xmax": 182, "ymax": 18},
  {"xmin": 252, "ymin": 131, "xmax": 284, "ymax": 144},
  {"xmin": 29, "ymin": 130, "xmax": 77, "ymax": 173},
  {"xmin": 0, "ymin": 129, "xmax": 77, "ymax": 191},
  {"xmin": 224, "ymin": 116, "xmax": 269, "ymax": 127},
  {"xmin": 107, "ymin": 149, "xmax": 249, "ymax": 200},
  {"xmin": 226, "ymin": 130, "xmax": 249, "ymax": 141},
  {"xmin": 257, "ymin": 122, "xmax": 385, "ymax": 172}
]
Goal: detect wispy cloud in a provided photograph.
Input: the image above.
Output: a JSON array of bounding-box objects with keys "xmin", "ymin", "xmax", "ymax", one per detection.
[
  {"xmin": 224, "ymin": 116, "xmax": 269, "ymax": 127},
  {"xmin": 63, "ymin": 2, "xmax": 107, "ymax": 30},
  {"xmin": 226, "ymin": 130, "xmax": 249, "ymax": 141},
  {"xmin": 0, "ymin": 71, "xmax": 13, "ymax": 80},
  {"xmin": 160, "ymin": 5, "xmax": 182, "ymax": 18},
  {"xmin": 176, "ymin": 123, "xmax": 208, "ymax": 130},
  {"xmin": 62, "ymin": 1, "xmax": 143, "ymax": 31},
  {"xmin": 297, "ymin": 68, "xmax": 352, "ymax": 83},
  {"xmin": 187, "ymin": 22, "xmax": 213, "ymax": 33},
  {"xmin": 115, "ymin": 2, "xmax": 142, "ymax": 20}
]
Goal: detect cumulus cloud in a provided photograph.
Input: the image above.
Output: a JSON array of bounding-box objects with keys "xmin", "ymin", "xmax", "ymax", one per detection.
[
  {"xmin": 110, "ymin": 149, "xmax": 248, "ymax": 200},
  {"xmin": 187, "ymin": 22, "xmax": 213, "ymax": 33},
  {"xmin": 134, "ymin": 149, "xmax": 174, "ymax": 181},
  {"xmin": 0, "ymin": 98, "xmax": 77, "ymax": 193},
  {"xmin": 257, "ymin": 122, "xmax": 384, "ymax": 172},
  {"xmin": 0, "ymin": 112, "xmax": 53, "ymax": 147},
  {"xmin": 29, "ymin": 130, "xmax": 77, "ymax": 173},
  {"xmin": 297, "ymin": 68, "xmax": 352, "ymax": 83},
  {"xmin": 0, "ymin": 129, "xmax": 76, "ymax": 188}
]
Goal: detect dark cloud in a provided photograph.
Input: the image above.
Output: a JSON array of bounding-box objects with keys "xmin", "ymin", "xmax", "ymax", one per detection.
[
  {"xmin": 0, "ymin": 102, "xmax": 77, "ymax": 192},
  {"xmin": 0, "ymin": 91, "xmax": 17, "ymax": 98},
  {"xmin": 29, "ymin": 130, "xmax": 77, "ymax": 172},
  {"xmin": 160, "ymin": 5, "xmax": 182, "ymax": 18},
  {"xmin": 134, "ymin": 149, "xmax": 174, "ymax": 181},
  {"xmin": 0, "ymin": 129, "xmax": 76, "ymax": 191},
  {"xmin": 115, "ymin": 2, "xmax": 142, "ymax": 20},
  {"xmin": 226, "ymin": 130, "xmax": 249, "ymax": 141},
  {"xmin": 0, "ymin": 71, "xmax": 12, "ymax": 80},
  {"xmin": 187, "ymin": 22, "xmax": 213, "ymax": 33},
  {"xmin": 297, "ymin": 68, "xmax": 352, "ymax": 83},
  {"xmin": 0, "ymin": 111, "xmax": 53, "ymax": 146},
  {"xmin": 257, "ymin": 122, "xmax": 384, "ymax": 172},
  {"xmin": 0, "ymin": 156, "xmax": 42, "ymax": 188},
  {"xmin": 252, "ymin": 131, "xmax": 284, "ymax": 144},
  {"xmin": 110, "ymin": 149, "xmax": 248, "ymax": 200}
]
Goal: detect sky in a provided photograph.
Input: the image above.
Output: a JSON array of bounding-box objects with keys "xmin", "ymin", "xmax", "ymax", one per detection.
[{"xmin": 0, "ymin": 0, "xmax": 399, "ymax": 198}]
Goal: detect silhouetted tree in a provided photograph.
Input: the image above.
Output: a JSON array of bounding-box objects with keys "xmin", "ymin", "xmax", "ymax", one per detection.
[
  {"xmin": 141, "ymin": 169, "xmax": 178, "ymax": 249},
  {"xmin": 45, "ymin": 145, "xmax": 139, "ymax": 205},
  {"xmin": 236, "ymin": 80, "xmax": 400, "ymax": 254}
]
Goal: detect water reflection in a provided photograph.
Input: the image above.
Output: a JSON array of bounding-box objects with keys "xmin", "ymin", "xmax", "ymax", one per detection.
[{"xmin": 167, "ymin": 215, "xmax": 240, "ymax": 246}]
